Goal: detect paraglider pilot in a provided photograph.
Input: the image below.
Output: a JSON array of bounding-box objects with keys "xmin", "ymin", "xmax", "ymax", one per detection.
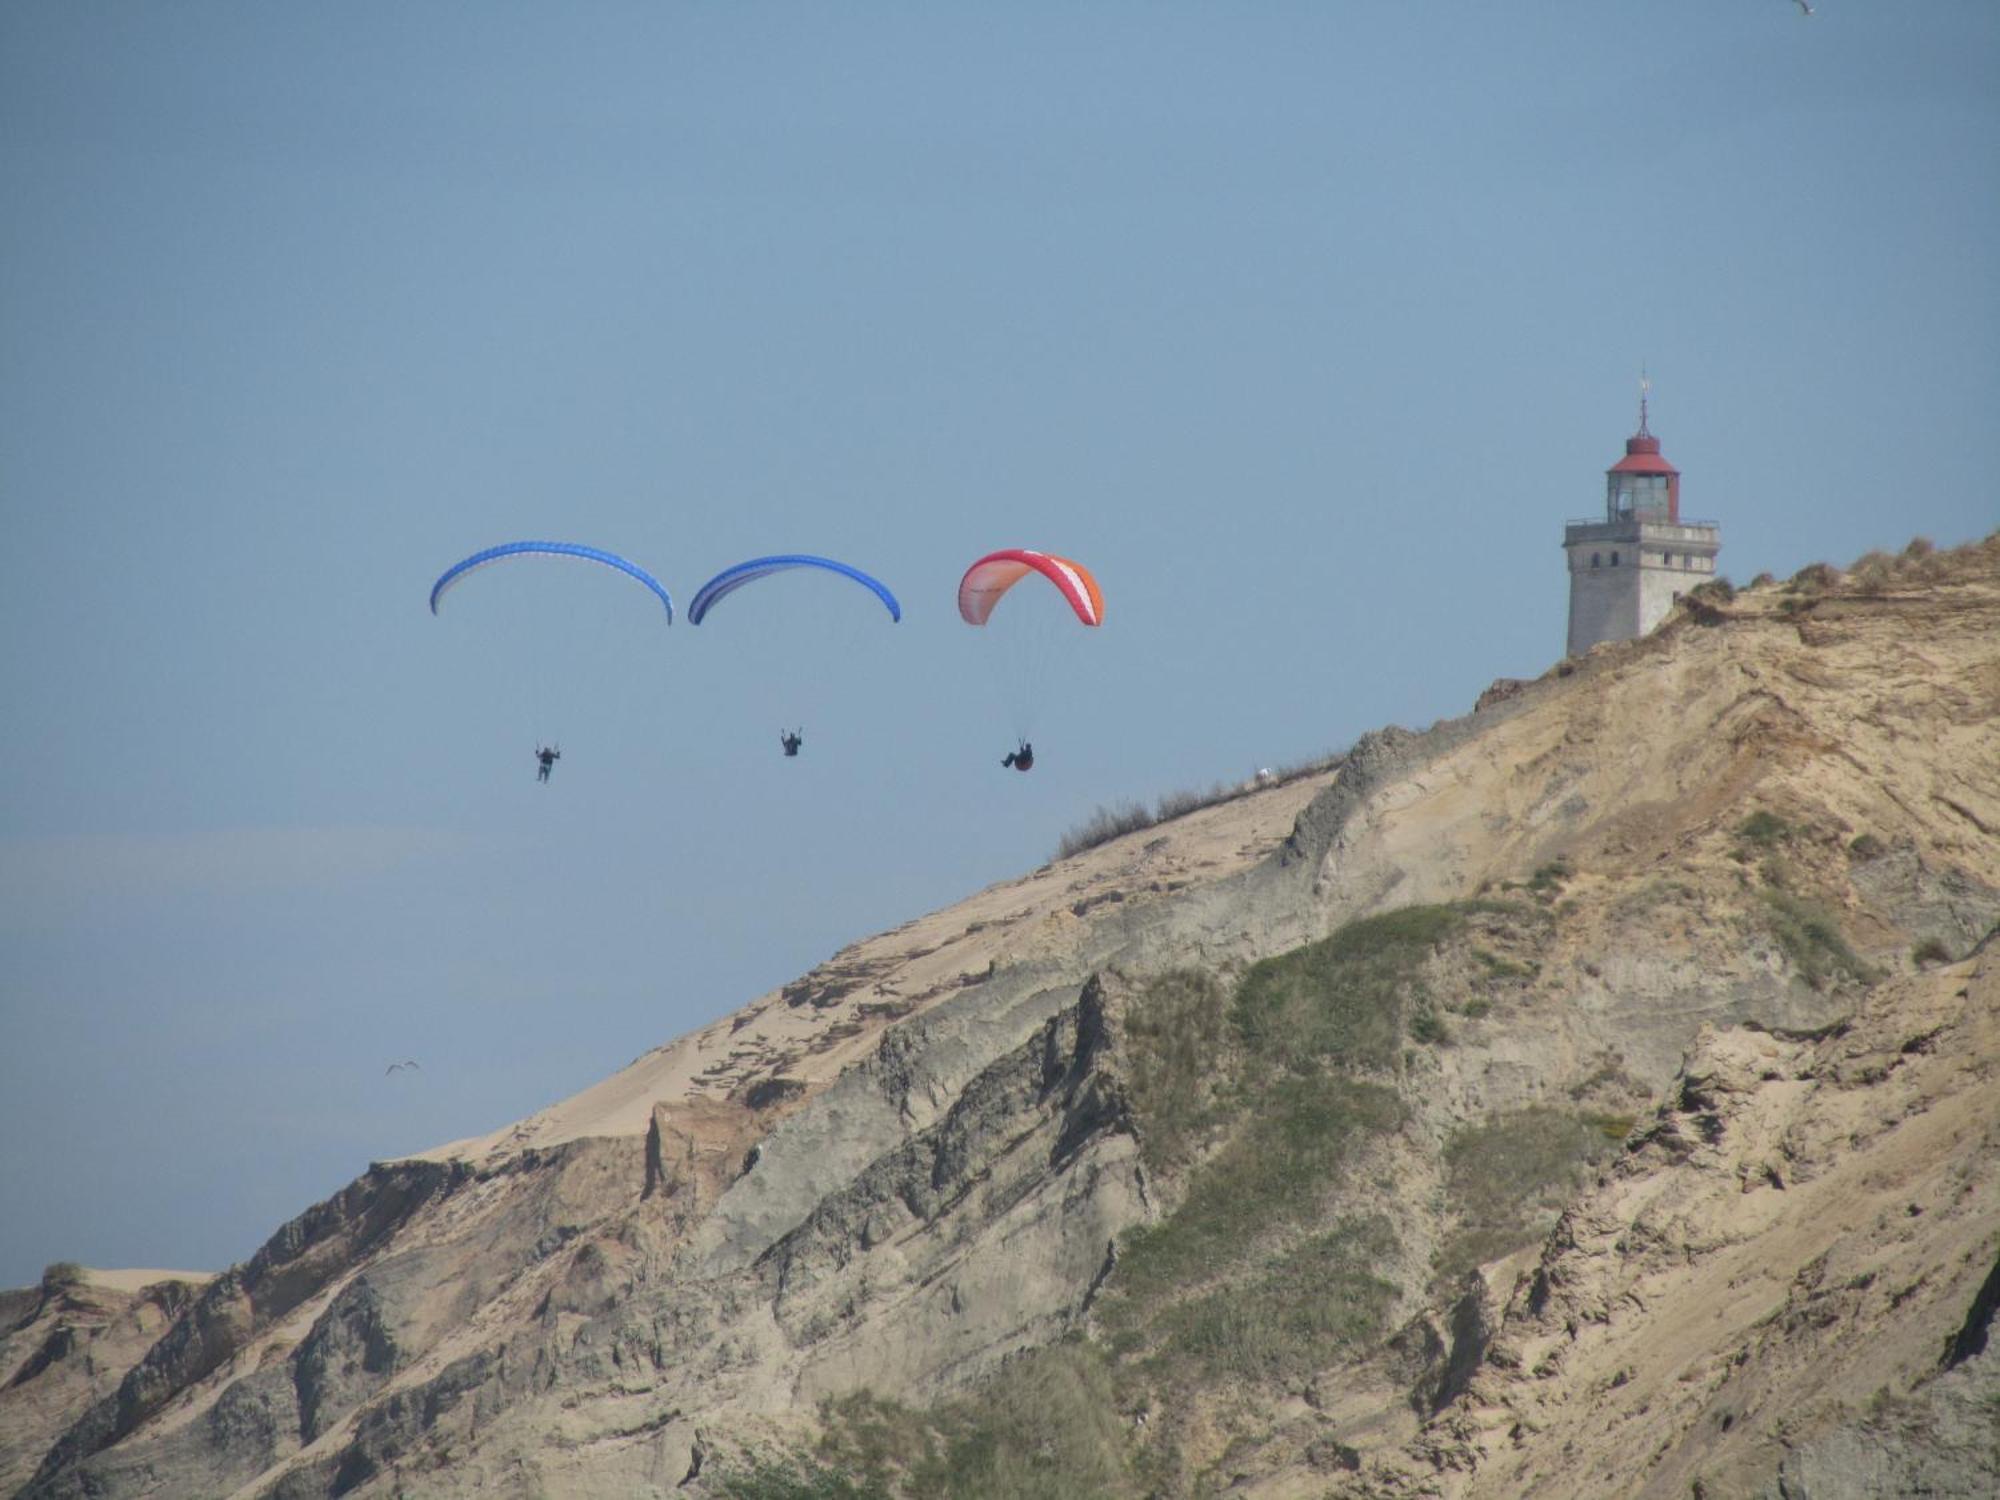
[
  {"xmin": 780, "ymin": 729, "xmax": 804, "ymax": 758},
  {"xmin": 536, "ymin": 745, "xmax": 560, "ymax": 782},
  {"xmin": 1001, "ymin": 740, "xmax": 1034, "ymax": 772}
]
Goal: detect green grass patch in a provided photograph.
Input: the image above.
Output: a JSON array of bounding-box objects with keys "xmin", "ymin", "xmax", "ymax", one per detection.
[
  {"xmin": 40, "ymin": 1261, "xmax": 85, "ymax": 1290},
  {"xmin": 1111, "ymin": 904, "xmax": 1550, "ymax": 1363},
  {"xmin": 1435, "ymin": 1108, "xmax": 1621, "ymax": 1284},
  {"xmin": 717, "ymin": 1459, "xmax": 891, "ymax": 1500},
  {"xmin": 799, "ymin": 1345, "xmax": 1134, "ymax": 1500},
  {"xmin": 1408, "ymin": 1010, "xmax": 1451, "ymax": 1045},
  {"xmin": 1760, "ymin": 889, "xmax": 1874, "ymax": 990},
  {"xmin": 1123, "ymin": 971, "xmax": 1230, "ymax": 1173},
  {"xmin": 1527, "ymin": 857, "xmax": 1573, "ymax": 894},
  {"xmin": 1737, "ymin": 810, "xmax": 1792, "ymax": 848},
  {"xmin": 1231, "ymin": 905, "xmax": 1463, "ymax": 1075},
  {"xmin": 921, "ymin": 1347, "xmax": 1130, "ymax": 1499},
  {"xmin": 1111, "ymin": 1074, "xmax": 1404, "ymax": 1312},
  {"xmin": 1146, "ymin": 1218, "xmax": 1398, "ymax": 1382},
  {"xmin": 1456, "ymin": 896, "xmax": 1548, "ymax": 922},
  {"xmin": 1473, "ymin": 948, "xmax": 1534, "ymax": 981},
  {"xmin": 1584, "ymin": 1111, "xmax": 1637, "ymax": 1142},
  {"xmin": 810, "ymin": 1394, "xmax": 940, "ymax": 1495},
  {"xmin": 1612, "ymin": 878, "xmax": 1698, "ymax": 917}
]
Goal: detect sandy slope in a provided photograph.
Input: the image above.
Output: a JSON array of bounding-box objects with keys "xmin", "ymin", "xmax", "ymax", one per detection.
[
  {"xmin": 73, "ymin": 1270, "xmax": 214, "ymax": 1294},
  {"xmin": 411, "ymin": 768, "xmax": 1335, "ymax": 1160}
]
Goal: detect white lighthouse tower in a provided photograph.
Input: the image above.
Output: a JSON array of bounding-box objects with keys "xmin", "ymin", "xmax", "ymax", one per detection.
[{"xmin": 1564, "ymin": 382, "xmax": 1720, "ymax": 656}]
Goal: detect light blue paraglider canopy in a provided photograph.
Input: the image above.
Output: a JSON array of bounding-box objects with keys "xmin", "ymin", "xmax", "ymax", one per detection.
[
  {"xmin": 429, "ymin": 542, "xmax": 674, "ymax": 621},
  {"xmin": 687, "ymin": 554, "xmax": 902, "ymax": 625}
]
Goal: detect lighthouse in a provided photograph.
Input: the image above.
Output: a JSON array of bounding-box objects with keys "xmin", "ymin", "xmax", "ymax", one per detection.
[{"xmin": 1563, "ymin": 383, "xmax": 1721, "ymax": 656}]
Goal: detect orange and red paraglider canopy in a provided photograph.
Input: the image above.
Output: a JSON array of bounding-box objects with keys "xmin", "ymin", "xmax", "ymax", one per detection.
[{"xmin": 957, "ymin": 549, "xmax": 1103, "ymax": 627}]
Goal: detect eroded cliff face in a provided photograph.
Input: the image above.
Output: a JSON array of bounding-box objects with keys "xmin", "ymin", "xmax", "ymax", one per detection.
[
  {"xmin": 0, "ymin": 1273, "xmax": 208, "ymax": 1499},
  {"xmin": 1332, "ymin": 951, "xmax": 2000, "ymax": 1500},
  {"xmin": 4, "ymin": 538, "xmax": 1996, "ymax": 1499}
]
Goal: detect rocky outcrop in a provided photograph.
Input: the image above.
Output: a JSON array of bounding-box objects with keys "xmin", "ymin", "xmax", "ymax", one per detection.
[
  {"xmin": 0, "ymin": 1273, "xmax": 205, "ymax": 1498},
  {"xmin": 17, "ymin": 1161, "xmax": 466, "ymax": 1496},
  {"xmin": 190, "ymin": 972, "xmax": 1150, "ymax": 1498}
]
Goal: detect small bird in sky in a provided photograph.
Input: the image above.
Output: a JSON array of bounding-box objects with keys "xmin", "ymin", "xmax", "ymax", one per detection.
[
  {"xmin": 1793, "ymin": 0, "xmax": 1814, "ymax": 15},
  {"xmin": 385, "ymin": 1059, "xmax": 422, "ymax": 1075}
]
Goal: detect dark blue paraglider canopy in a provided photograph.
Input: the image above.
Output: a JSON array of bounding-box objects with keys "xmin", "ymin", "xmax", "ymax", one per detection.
[
  {"xmin": 687, "ymin": 555, "xmax": 902, "ymax": 625},
  {"xmin": 429, "ymin": 542, "xmax": 675, "ymax": 621}
]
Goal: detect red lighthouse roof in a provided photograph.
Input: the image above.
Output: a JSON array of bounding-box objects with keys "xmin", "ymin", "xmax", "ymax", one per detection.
[
  {"xmin": 1609, "ymin": 432, "xmax": 1678, "ymax": 477},
  {"xmin": 1609, "ymin": 378, "xmax": 1678, "ymax": 475}
]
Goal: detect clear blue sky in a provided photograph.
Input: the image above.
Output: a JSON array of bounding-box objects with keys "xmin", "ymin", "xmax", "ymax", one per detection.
[{"xmin": 3, "ymin": 3, "xmax": 1994, "ymax": 1286}]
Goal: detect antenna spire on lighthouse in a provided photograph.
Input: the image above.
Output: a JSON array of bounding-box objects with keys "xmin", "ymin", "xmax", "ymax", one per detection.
[{"xmin": 1637, "ymin": 367, "xmax": 1652, "ymax": 437}]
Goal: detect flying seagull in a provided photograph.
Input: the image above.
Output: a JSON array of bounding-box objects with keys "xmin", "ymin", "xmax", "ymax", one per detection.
[
  {"xmin": 385, "ymin": 1059, "xmax": 422, "ymax": 1075},
  {"xmin": 1793, "ymin": 0, "xmax": 1814, "ymax": 15}
]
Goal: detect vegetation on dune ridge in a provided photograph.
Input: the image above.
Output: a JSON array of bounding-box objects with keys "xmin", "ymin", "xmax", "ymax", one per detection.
[
  {"xmin": 39, "ymin": 1262, "xmax": 86, "ymax": 1291},
  {"xmin": 1695, "ymin": 529, "xmax": 1996, "ymax": 619},
  {"xmin": 1054, "ymin": 750, "xmax": 1346, "ymax": 860}
]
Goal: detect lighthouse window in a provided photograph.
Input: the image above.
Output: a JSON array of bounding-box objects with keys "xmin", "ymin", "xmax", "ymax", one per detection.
[
  {"xmin": 1610, "ymin": 551, "xmax": 1620, "ymax": 566},
  {"xmin": 1664, "ymin": 551, "xmax": 1674, "ymax": 565},
  {"xmin": 1591, "ymin": 552, "xmax": 1600, "ymax": 568}
]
